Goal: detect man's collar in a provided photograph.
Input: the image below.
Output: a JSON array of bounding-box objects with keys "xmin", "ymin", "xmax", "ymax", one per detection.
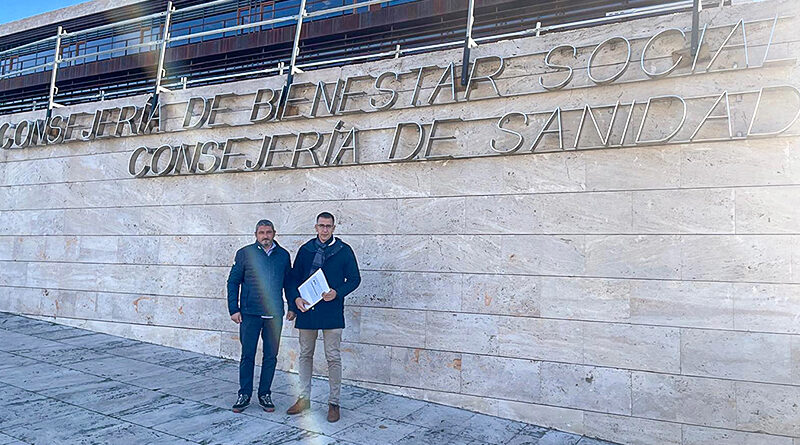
[
  {"xmin": 316, "ymin": 236, "xmax": 336, "ymax": 246},
  {"xmin": 256, "ymin": 241, "xmax": 277, "ymax": 253}
]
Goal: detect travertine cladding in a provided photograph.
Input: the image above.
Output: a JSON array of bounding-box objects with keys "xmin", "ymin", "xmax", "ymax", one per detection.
[{"xmin": 2, "ymin": 1, "xmax": 800, "ymax": 444}]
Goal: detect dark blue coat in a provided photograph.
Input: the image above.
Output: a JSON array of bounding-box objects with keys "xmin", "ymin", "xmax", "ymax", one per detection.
[
  {"xmin": 290, "ymin": 237, "xmax": 361, "ymax": 330},
  {"xmin": 227, "ymin": 241, "xmax": 296, "ymax": 317}
]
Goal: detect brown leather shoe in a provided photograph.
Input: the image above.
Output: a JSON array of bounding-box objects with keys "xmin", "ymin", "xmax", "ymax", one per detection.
[
  {"xmin": 286, "ymin": 397, "xmax": 310, "ymax": 415},
  {"xmin": 327, "ymin": 404, "xmax": 340, "ymax": 423}
]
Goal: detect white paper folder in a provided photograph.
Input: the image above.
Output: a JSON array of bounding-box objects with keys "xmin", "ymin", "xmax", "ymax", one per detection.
[{"xmin": 298, "ymin": 268, "xmax": 330, "ymax": 309}]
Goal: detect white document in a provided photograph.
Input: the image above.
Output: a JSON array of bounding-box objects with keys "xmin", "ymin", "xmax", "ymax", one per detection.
[{"xmin": 298, "ymin": 268, "xmax": 330, "ymax": 309}]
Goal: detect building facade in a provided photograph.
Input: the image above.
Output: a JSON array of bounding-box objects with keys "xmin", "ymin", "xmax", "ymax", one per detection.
[{"xmin": 1, "ymin": 1, "xmax": 799, "ymax": 444}]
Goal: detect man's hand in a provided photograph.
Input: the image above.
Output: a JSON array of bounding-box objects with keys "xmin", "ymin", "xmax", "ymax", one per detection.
[
  {"xmin": 230, "ymin": 312, "xmax": 242, "ymax": 324},
  {"xmin": 286, "ymin": 311, "xmax": 296, "ymax": 321},
  {"xmin": 295, "ymin": 297, "xmax": 310, "ymax": 312},
  {"xmin": 322, "ymin": 289, "xmax": 337, "ymax": 302}
]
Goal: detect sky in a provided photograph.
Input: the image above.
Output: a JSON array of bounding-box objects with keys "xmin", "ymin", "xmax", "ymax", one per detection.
[{"xmin": 0, "ymin": 0, "xmax": 87, "ymax": 26}]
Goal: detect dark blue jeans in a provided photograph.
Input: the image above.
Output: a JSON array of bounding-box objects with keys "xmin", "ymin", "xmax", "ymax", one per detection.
[{"xmin": 239, "ymin": 314, "xmax": 282, "ymax": 397}]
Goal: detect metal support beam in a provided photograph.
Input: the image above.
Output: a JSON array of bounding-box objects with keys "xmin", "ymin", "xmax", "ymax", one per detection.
[
  {"xmin": 460, "ymin": 0, "xmax": 477, "ymax": 87},
  {"xmin": 690, "ymin": 0, "xmax": 701, "ymax": 57},
  {"xmin": 148, "ymin": 1, "xmax": 174, "ymax": 121},
  {"xmin": 281, "ymin": 0, "xmax": 308, "ymax": 109},
  {"xmin": 46, "ymin": 26, "xmax": 64, "ymax": 120}
]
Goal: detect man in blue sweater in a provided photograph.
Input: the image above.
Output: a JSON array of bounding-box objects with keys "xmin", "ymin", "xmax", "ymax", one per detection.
[
  {"xmin": 227, "ymin": 219, "xmax": 296, "ymax": 413},
  {"xmin": 286, "ymin": 212, "xmax": 361, "ymax": 423}
]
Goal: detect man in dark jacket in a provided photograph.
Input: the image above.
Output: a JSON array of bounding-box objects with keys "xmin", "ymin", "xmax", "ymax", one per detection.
[
  {"xmin": 227, "ymin": 219, "xmax": 296, "ymax": 413},
  {"xmin": 285, "ymin": 212, "xmax": 361, "ymax": 423}
]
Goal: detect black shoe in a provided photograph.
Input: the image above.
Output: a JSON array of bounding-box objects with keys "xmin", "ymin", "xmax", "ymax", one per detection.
[
  {"xmin": 232, "ymin": 394, "xmax": 250, "ymax": 413},
  {"xmin": 258, "ymin": 394, "xmax": 275, "ymax": 412}
]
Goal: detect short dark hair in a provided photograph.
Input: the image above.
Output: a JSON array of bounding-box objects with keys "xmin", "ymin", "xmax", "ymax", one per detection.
[
  {"xmin": 255, "ymin": 219, "xmax": 275, "ymax": 232},
  {"xmin": 316, "ymin": 212, "xmax": 335, "ymax": 225}
]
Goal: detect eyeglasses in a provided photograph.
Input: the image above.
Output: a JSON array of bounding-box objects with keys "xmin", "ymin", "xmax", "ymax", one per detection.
[{"xmin": 316, "ymin": 224, "xmax": 334, "ymax": 229}]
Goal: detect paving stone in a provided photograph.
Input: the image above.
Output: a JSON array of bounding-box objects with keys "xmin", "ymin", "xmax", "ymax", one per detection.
[
  {"xmin": 0, "ymin": 351, "xmax": 38, "ymax": 370},
  {"xmin": 0, "ymin": 333, "xmax": 63, "ymax": 352},
  {"xmin": 332, "ymin": 418, "xmax": 424, "ymax": 445},
  {"xmin": 58, "ymin": 332, "xmax": 142, "ymax": 350},
  {"xmin": 41, "ymin": 379, "xmax": 170, "ymax": 417},
  {"xmin": 151, "ymin": 403, "xmax": 308, "ymax": 444},
  {"xmin": 111, "ymin": 342, "xmax": 201, "ymax": 364},
  {"xmin": 0, "ymin": 362, "xmax": 107, "ymax": 392},
  {"xmin": 1, "ymin": 405, "xmax": 123, "ymax": 445},
  {"xmin": 508, "ymin": 425, "xmax": 585, "ymax": 445},
  {"xmin": 12, "ymin": 343, "xmax": 112, "ymax": 366},
  {"xmin": 33, "ymin": 327, "xmax": 95, "ymax": 341},
  {"xmin": 401, "ymin": 401, "xmax": 478, "ymax": 433},
  {"xmin": 354, "ymin": 392, "xmax": 431, "ymax": 421},
  {"xmin": 459, "ymin": 412, "xmax": 528, "ymax": 444},
  {"xmin": 0, "ymin": 432, "xmax": 28, "ymax": 445},
  {"xmin": 395, "ymin": 428, "xmax": 488, "ymax": 445},
  {"xmin": 115, "ymin": 394, "xmax": 210, "ymax": 427}
]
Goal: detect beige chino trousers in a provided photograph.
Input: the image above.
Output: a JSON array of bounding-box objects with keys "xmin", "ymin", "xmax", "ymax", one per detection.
[{"xmin": 297, "ymin": 328, "xmax": 343, "ymax": 405}]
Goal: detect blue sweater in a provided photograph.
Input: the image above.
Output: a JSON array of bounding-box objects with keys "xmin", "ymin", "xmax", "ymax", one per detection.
[{"xmin": 227, "ymin": 241, "xmax": 296, "ymax": 317}]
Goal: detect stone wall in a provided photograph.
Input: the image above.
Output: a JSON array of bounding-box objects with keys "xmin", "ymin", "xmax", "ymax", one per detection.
[{"xmin": 2, "ymin": 1, "xmax": 800, "ymax": 444}]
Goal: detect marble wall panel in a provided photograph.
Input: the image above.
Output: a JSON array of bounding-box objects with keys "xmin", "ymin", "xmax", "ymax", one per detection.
[
  {"xmin": 583, "ymin": 146, "xmax": 681, "ymax": 191},
  {"xmin": 40, "ymin": 289, "xmax": 99, "ymax": 320},
  {"xmin": 736, "ymin": 381, "xmax": 800, "ymax": 437},
  {"xmin": 585, "ymin": 235, "xmax": 681, "ymax": 279},
  {"xmin": 681, "ymin": 235, "xmax": 795, "ymax": 283},
  {"xmin": 62, "ymin": 152, "xmax": 131, "ymax": 183},
  {"xmin": 395, "ymin": 197, "xmax": 465, "ymax": 235},
  {"xmin": 583, "ymin": 412, "xmax": 682, "ymax": 445},
  {"xmin": 339, "ymin": 341, "xmax": 394, "ymax": 383},
  {"xmin": 12, "ymin": 235, "xmax": 45, "ymax": 261},
  {"xmin": 346, "ymin": 270, "xmax": 394, "ymax": 308},
  {"xmin": 0, "ymin": 261, "xmax": 27, "ymax": 287},
  {"xmin": 0, "ymin": 286, "xmax": 42, "ymax": 315},
  {"xmin": 538, "ymin": 277, "xmax": 630, "ymax": 322},
  {"xmin": 681, "ymin": 425, "xmax": 793, "ymax": 445},
  {"xmin": 495, "ymin": 316, "xmax": 584, "ymax": 363},
  {"xmin": 465, "ymin": 192, "xmax": 633, "ymax": 234},
  {"xmin": 43, "ymin": 235, "xmax": 80, "ymax": 262},
  {"xmin": 631, "ymin": 372, "xmax": 737, "ymax": 429},
  {"xmin": 0, "ymin": 236, "xmax": 13, "ymax": 260},
  {"xmin": 582, "ymin": 322, "xmax": 680, "ymax": 373},
  {"xmin": 497, "ymin": 400, "xmax": 585, "ymax": 436},
  {"xmin": 680, "ymin": 138, "xmax": 800, "ymax": 188},
  {"xmin": 0, "ymin": 209, "xmax": 65, "ymax": 236},
  {"xmin": 461, "ymin": 273, "xmax": 539, "ymax": 317},
  {"xmin": 539, "ymin": 362, "xmax": 632, "ymax": 415},
  {"xmin": 3, "ymin": 157, "xmax": 67, "ymax": 186},
  {"xmin": 460, "ymin": 354, "xmax": 540, "ymax": 403},
  {"xmin": 388, "ymin": 346, "xmax": 461, "ymax": 392},
  {"xmin": 392, "ymin": 271, "xmax": 462, "ymax": 311},
  {"xmin": 334, "ymin": 199, "xmax": 400, "ymax": 234},
  {"xmin": 0, "ymin": 186, "xmax": 10, "ymax": 210},
  {"xmin": 628, "ymin": 280, "xmax": 734, "ymax": 329},
  {"xmin": 4, "ymin": 183, "xmax": 69, "ymax": 210},
  {"xmin": 632, "ymin": 189, "xmax": 735, "ymax": 234},
  {"xmin": 500, "ymin": 153, "xmax": 587, "ymax": 195},
  {"xmin": 358, "ymin": 307, "xmax": 426, "ymax": 348},
  {"xmin": 425, "ymin": 312, "xmax": 499, "ymax": 355},
  {"xmin": 502, "ymin": 234, "xmax": 585, "ymax": 276},
  {"xmin": 428, "ymin": 234, "xmax": 505, "ymax": 274},
  {"xmin": 78, "ymin": 236, "xmax": 118, "ymax": 263},
  {"xmin": 735, "ymin": 186, "xmax": 800, "ymax": 233},
  {"xmin": 681, "ymin": 329, "xmax": 795, "ymax": 384}
]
